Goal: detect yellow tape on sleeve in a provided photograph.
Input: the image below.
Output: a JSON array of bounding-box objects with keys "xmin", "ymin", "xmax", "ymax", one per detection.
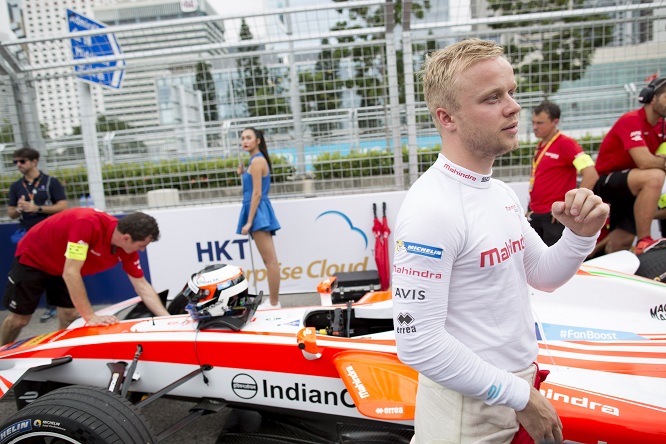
[
  {"xmin": 65, "ymin": 242, "xmax": 88, "ymax": 261},
  {"xmin": 573, "ymin": 153, "xmax": 595, "ymax": 172}
]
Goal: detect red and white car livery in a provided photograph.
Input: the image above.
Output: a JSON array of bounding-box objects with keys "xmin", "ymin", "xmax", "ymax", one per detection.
[{"xmin": 0, "ymin": 251, "xmax": 664, "ymax": 443}]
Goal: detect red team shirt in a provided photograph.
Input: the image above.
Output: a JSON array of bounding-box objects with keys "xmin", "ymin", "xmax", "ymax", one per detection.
[
  {"xmin": 529, "ymin": 133, "xmax": 585, "ymax": 214},
  {"xmin": 16, "ymin": 208, "xmax": 144, "ymax": 278},
  {"xmin": 595, "ymin": 108, "xmax": 661, "ymax": 176}
]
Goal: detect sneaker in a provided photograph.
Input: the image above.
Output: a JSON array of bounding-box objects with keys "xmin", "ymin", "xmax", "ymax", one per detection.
[
  {"xmin": 257, "ymin": 299, "xmax": 281, "ymax": 310},
  {"xmin": 39, "ymin": 307, "xmax": 57, "ymax": 323},
  {"xmin": 634, "ymin": 236, "xmax": 666, "ymax": 255}
]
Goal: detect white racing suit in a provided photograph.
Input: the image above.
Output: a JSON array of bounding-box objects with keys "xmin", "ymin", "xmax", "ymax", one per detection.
[{"xmin": 393, "ymin": 154, "xmax": 597, "ymax": 443}]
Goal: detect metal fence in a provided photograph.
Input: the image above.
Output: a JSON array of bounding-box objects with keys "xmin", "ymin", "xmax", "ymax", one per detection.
[{"xmin": 1, "ymin": 0, "xmax": 665, "ymax": 216}]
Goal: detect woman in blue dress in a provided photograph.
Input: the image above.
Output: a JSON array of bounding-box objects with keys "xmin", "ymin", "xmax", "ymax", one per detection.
[{"xmin": 237, "ymin": 128, "xmax": 281, "ymax": 309}]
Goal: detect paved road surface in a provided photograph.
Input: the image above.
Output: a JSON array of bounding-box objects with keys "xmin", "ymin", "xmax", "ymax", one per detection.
[{"xmin": 0, "ymin": 292, "xmax": 320, "ymax": 444}]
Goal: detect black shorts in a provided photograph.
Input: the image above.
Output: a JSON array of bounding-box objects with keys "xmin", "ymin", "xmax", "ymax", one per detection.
[
  {"xmin": 529, "ymin": 213, "xmax": 565, "ymax": 247},
  {"xmin": 593, "ymin": 170, "xmax": 636, "ymax": 235},
  {"xmin": 2, "ymin": 257, "xmax": 73, "ymax": 316}
]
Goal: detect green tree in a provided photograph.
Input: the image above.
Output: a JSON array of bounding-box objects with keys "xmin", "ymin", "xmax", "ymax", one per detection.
[
  {"xmin": 40, "ymin": 123, "xmax": 50, "ymax": 140},
  {"xmin": 301, "ymin": 39, "xmax": 344, "ymax": 113},
  {"xmin": 0, "ymin": 120, "xmax": 49, "ymax": 144},
  {"xmin": 487, "ymin": 0, "xmax": 613, "ymax": 96},
  {"xmin": 326, "ymin": 1, "xmax": 431, "ymax": 127},
  {"xmin": 71, "ymin": 115, "xmax": 147, "ymax": 156},
  {"xmin": 194, "ymin": 61, "xmax": 218, "ymax": 122},
  {"xmin": 235, "ymin": 19, "xmax": 288, "ymax": 117},
  {"xmin": 299, "ymin": 38, "xmax": 346, "ymax": 134},
  {"xmin": 0, "ymin": 119, "xmax": 13, "ymax": 144}
]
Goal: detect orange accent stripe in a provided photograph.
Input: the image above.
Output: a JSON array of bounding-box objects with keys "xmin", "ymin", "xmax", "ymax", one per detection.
[
  {"xmin": 0, "ymin": 375, "xmax": 12, "ymax": 390},
  {"xmin": 575, "ymin": 269, "xmax": 593, "ymax": 276},
  {"xmin": 542, "ymin": 381, "xmax": 666, "ymax": 442},
  {"xmin": 537, "ymin": 355, "xmax": 665, "ymax": 378},
  {"xmin": 539, "ymin": 342, "xmax": 666, "ymax": 358}
]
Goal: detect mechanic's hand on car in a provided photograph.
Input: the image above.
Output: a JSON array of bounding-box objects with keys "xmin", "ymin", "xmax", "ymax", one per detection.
[
  {"xmin": 516, "ymin": 386, "xmax": 563, "ymax": 443},
  {"xmin": 86, "ymin": 314, "xmax": 119, "ymax": 327},
  {"xmin": 551, "ymin": 188, "xmax": 609, "ymax": 238}
]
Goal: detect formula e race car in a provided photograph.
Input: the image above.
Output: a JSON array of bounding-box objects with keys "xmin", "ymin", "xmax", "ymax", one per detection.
[{"xmin": 0, "ymin": 254, "xmax": 664, "ymax": 444}]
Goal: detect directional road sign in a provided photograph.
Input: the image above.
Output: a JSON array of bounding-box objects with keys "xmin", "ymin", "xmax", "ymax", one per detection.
[{"xmin": 67, "ymin": 9, "xmax": 125, "ymax": 89}]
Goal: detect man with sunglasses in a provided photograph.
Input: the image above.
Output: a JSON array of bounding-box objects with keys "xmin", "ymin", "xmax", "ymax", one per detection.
[
  {"xmin": 8, "ymin": 147, "xmax": 68, "ymax": 229},
  {"xmin": 7, "ymin": 147, "xmax": 68, "ymax": 323}
]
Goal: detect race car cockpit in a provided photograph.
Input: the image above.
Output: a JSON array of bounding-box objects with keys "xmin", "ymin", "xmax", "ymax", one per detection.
[{"xmin": 183, "ymin": 263, "xmax": 259, "ymax": 330}]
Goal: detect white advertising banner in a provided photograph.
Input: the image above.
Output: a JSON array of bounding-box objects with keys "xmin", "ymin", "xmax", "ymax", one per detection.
[{"xmin": 146, "ymin": 191, "xmax": 407, "ymax": 296}]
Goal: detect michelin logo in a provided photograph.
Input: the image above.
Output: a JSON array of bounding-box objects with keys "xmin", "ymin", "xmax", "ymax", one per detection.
[
  {"xmin": 396, "ymin": 241, "xmax": 443, "ymax": 259},
  {"xmin": 0, "ymin": 420, "xmax": 31, "ymax": 440}
]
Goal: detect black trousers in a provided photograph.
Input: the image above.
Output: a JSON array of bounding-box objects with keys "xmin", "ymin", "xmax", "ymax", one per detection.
[{"xmin": 529, "ymin": 213, "xmax": 564, "ymax": 247}]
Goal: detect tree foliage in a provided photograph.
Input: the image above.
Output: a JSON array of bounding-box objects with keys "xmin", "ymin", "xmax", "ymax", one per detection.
[
  {"xmin": 323, "ymin": 0, "xmax": 431, "ymax": 126},
  {"xmin": 0, "ymin": 119, "xmax": 13, "ymax": 144},
  {"xmin": 194, "ymin": 61, "xmax": 219, "ymax": 122},
  {"xmin": 300, "ymin": 39, "xmax": 344, "ymax": 113},
  {"xmin": 487, "ymin": 0, "xmax": 613, "ymax": 96},
  {"xmin": 235, "ymin": 19, "xmax": 288, "ymax": 117},
  {"xmin": 71, "ymin": 115, "xmax": 147, "ymax": 156}
]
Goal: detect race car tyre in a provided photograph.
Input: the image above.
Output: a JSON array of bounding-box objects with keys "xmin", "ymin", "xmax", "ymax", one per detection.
[
  {"xmin": 636, "ymin": 248, "xmax": 666, "ymax": 281},
  {"xmin": 0, "ymin": 385, "xmax": 156, "ymax": 444},
  {"xmin": 12, "ymin": 379, "xmax": 67, "ymax": 410},
  {"xmin": 167, "ymin": 293, "xmax": 189, "ymax": 315}
]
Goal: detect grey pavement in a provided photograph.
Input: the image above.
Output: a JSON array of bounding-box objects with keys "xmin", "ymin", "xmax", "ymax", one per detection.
[{"xmin": 0, "ymin": 292, "xmax": 320, "ymax": 443}]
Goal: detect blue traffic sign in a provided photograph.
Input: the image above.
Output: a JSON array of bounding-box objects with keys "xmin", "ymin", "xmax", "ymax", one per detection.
[{"xmin": 67, "ymin": 9, "xmax": 125, "ymax": 89}]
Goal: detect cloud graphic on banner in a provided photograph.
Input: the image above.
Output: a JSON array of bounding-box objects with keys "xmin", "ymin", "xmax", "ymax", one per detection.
[{"xmin": 315, "ymin": 211, "xmax": 368, "ymax": 249}]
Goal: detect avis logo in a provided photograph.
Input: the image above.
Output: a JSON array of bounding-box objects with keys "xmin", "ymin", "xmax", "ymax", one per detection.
[{"xmin": 394, "ymin": 287, "xmax": 425, "ymax": 300}]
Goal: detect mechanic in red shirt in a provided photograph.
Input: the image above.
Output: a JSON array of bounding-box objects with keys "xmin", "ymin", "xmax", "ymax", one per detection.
[
  {"xmin": 593, "ymin": 77, "xmax": 666, "ymax": 255},
  {"xmin": 1, "ymin": 208, "xmax": 170, "ymax": 345},
  {"xmin": 527, "ymin": 101, "xmax": 599, "ymax": 246}
]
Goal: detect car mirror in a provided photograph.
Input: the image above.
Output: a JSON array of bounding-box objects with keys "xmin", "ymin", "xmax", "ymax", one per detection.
[{"xmin": 297, "ymin": 327, "xmax": 321, "ymax": 360}]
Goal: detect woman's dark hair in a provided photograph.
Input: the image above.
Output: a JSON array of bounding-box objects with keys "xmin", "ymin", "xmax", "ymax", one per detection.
[{"xmin": 244, "ymin": 127, "xmax": 272, "ymax": 173}]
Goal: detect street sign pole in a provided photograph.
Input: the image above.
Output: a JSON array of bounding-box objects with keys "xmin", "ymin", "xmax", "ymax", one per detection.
[
  {"xmin": 78, "ymin": 81, "xmax": 106, "ymax": 211},
  {"xmin": 68, "ymin": 9, "xmax": 125, "ymax": 211}
]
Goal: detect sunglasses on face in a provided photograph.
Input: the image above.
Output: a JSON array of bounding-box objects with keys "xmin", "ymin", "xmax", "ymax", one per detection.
[{"xmin": 13, "ymin": 159, "xmax": 28, "ymax": 165}]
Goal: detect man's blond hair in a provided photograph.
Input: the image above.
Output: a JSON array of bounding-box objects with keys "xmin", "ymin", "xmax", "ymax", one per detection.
[{"xmin": 422, "ymin": 38, "xmax": 504, "ymax": 126}]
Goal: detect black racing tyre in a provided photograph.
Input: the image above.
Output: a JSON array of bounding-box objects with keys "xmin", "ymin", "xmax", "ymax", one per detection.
[
  {"xmin": 0, "ymin": 385, "xmax": 155, "ymax": 444},
  {"xmin": 167, "ymin": 293, "xmax": 189, "ymax": 315},
  {"xmin": 636, "ymin": 248, "xmax": 666, "ymax": 282},
  {"xmin": 12, "ymin": 380, "xmax": 67, "ymax": 410}
]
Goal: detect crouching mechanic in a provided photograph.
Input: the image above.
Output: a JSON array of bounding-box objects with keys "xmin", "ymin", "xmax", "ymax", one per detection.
[{"xmin": 1, "ymin": 208, "xmax": 170, "ymax": 345}]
